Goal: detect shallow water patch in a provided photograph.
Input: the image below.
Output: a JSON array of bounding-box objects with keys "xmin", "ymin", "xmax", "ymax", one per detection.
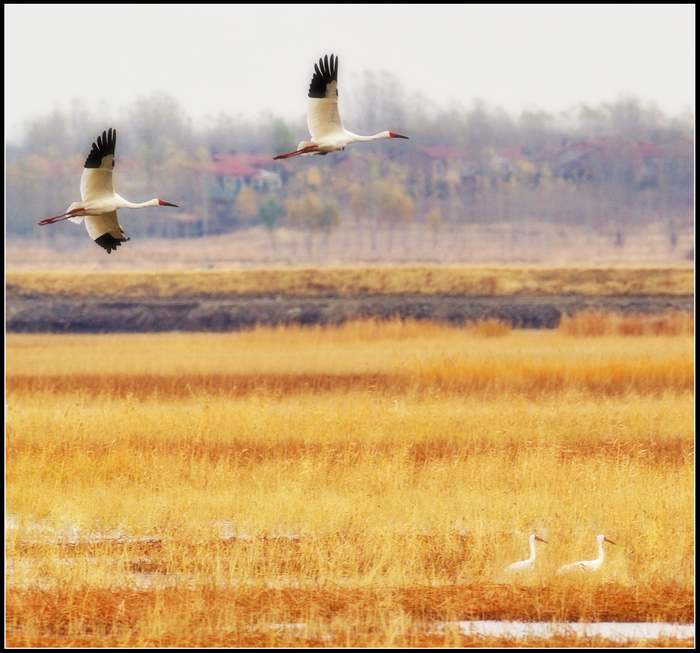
[{"xmin": 436, "ymin": 619, "xmax": 694, "ymax": 642}]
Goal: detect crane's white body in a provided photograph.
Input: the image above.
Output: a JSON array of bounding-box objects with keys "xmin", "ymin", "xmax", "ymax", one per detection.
[
  {"xmin": 38, "ymin": 129, "xmax": 177, "ymax": 253},
  {"xmin": 274, "ymin": 55, "xmax": 408, "ymax": 160},
  {"xmin": 296, "ymin": 129, "xmax": 397, "ymax": 156},
  {"xmin": 68, "ymin": 193, "xmax": 161, "ymax": 242},
  {"xmin": 504, "ymin": 533, "xmax": 546, "ymax": 572},
  {"xmin": 557, "ymin": 534, "xmax": 616, "ymax": 574},
  {"xmin": 306, "ymin": 94, "xmax": 394, "ymax": 150}
]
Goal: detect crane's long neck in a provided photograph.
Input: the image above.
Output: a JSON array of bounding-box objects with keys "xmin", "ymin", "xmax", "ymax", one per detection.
[
  {"xmin": 528, "ymin": 536, "xmax": 537, "ymax": 561},
  {"xmin": 347, "ymin": 130, "xmax": 391, "ymax": 143},
  {"xmin": 118, "ymin": 197, "xmax": 159, "ymax": 209},
  {"xmin": 596, "ymin": 539, "xmax": 605, "ymax": 562}
]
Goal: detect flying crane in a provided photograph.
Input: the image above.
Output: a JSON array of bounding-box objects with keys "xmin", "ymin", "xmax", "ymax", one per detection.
[
  {"xmin": 274, "ymin": 54, "xmax": 409, "ymax": 160},
  {"xmin": 37, "ymin": 129, "xmax": 178, "ymax": 253}
]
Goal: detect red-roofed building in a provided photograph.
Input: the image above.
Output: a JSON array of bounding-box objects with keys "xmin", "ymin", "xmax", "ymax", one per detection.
[
  {"xmin": 187, "ymin": 153, "xmax": 282, "ymax": 227},
  {"xmin": 413, "ymin": 145, "xmax": 482, "ymax": 197}
]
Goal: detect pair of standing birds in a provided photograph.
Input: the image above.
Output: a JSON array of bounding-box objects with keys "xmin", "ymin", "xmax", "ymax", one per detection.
[
  {"xmin": 505, "ymin": 533, "xmax": 617, "ymax": 574},
  {"xmin": 38, "ymin": 54, "xmax": 409, "ymax": 253}
]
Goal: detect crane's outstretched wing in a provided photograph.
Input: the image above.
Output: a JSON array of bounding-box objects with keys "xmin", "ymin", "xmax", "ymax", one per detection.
[
  {"xmin": 80, "ymin": 128, "xmax": 117, "ymax": 202},
  {"xmin": 84, "ymin": 211, "xmax": 130, "ymax": 253},
  {"xmin": 307, "ymin": 54, "xmax": 343, "ymax": 140}
]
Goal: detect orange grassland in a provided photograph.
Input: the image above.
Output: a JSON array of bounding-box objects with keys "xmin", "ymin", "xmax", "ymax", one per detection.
[{"xmin": 6, "ymin": 318, "xmax": 694, "ymax": 647}]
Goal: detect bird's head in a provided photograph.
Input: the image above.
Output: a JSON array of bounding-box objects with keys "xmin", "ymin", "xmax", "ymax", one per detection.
[
  {"xmin": 534, "ymin": 534, "xmax": 547, "ymax": 544},
  {"xmin": 389, "ymin": 131, "xmax": 409, "ymax": 139},
  {"xmin": 158, "ymin": 199, "xmax": 179, "ymax": 207},
  {"xmin": 599, "ymin": 534, "xmax": 616, "ymax": 545}
]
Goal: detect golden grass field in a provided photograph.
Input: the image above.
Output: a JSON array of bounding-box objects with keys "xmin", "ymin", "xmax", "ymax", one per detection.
[
  {"xmin": 6, "ymin": 264, "xmax": 694, "ymax": 298},
  {"xmin": 6, "ymin": 315, "xmax": 694, "ymax": 647}
]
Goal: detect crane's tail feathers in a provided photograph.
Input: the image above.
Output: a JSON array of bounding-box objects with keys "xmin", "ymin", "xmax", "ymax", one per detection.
[
  {"xmin": 38, "ymin": 209, "xmax": 85, "ymax": 226},
  {"xmin": 273, "ymin": 144, "xmax": 319, "ymax": 160}
]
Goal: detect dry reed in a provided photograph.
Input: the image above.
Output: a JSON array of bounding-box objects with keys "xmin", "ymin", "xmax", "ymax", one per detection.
[
  {"xmin": 6, "ymin": 265, "xmax": 694, "ymax": 299},
  {"xmin": 6, "ymin": 320, "xmax": 694, "ymax": 646},
  {"xmin": 560, "ymin": 310, "xmax": 694, "ymax": 337}
]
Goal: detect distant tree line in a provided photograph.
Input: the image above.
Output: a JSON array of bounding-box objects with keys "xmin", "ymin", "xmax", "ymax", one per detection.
[{"xmin": 6, "ymin": 75, "xmax": 693, "ymax": 257}]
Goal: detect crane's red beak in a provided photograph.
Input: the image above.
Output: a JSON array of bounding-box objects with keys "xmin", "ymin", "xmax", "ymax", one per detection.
[
  {"xmin": 389, "ymin": 132, "xmax": 409, "ymax": 139},
  {"xmin": 158, "ymin": 200, "xmax": 178, "ymax": 207}
]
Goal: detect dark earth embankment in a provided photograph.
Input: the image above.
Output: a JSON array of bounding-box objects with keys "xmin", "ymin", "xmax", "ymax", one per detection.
[{"xmin": 6, "ymin": 292, "xmax": 693, "ymax": 333}]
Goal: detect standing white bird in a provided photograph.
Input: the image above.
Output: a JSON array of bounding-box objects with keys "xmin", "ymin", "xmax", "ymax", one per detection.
[
  {"xmin": 37, "ymin": 128, "xmax": 178, "ymax": 253},
  {"xmin": 557, "ymin": 534, "xmax": 616, "ymax": 574},
  {"xmin": 504, "ymin": 533, "xmax": 547, "ymax": 572},
  {"xmin": 273, "ymin": 54, "xmax": 409, "ymax": 160}
]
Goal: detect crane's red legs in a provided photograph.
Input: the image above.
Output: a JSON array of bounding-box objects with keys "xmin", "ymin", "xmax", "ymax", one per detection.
[
  {"xmin": 273, "ymin": 144, "xmax": 319, "ymax": 160},
  {"xmin": 38, "ymin": 209, "xmax": 85, "ymax": 226}
]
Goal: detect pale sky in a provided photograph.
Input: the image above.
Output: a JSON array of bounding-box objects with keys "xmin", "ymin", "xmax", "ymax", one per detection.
[{"xmin": 4, "ymin": 4, "xmax": 695, "ymax": 140}]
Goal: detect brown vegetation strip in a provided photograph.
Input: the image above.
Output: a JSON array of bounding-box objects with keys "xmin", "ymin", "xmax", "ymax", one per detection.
[
  {"xmin": 6, "ymin": 366, "xmax": 694, "ymax": 398},
  {"xmin": 6, "ymin": 372, "xmax": 397, "ymax": 397},
  {"xmin": 561, "ymin": 310, "xmax": 694, "ymax": 337},
  {"xmin": 4, "ymin": 632, "xmax": 694, "ymax": 648},
  {"xmin": 8, "ymin": 436, "xmax": 692, "ymax": 467},
  {"xmin": 6, "ymin": 585, "xmax": 693, "ymax": 638},
  {"xmin": 7, "ymin": 267, "xmax": 694, "ymax": 299},
  {"xmin": 7, "ymin": 534, "xmax": 488, "ymax": 558},
  {"xmin": 394, "ymin": 584, "xmax": 693, "ymax": 622}
]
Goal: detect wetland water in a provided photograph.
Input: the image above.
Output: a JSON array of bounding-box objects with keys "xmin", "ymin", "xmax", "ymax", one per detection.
[
  {"xmin": 6, "ymin": 292, "xmax": 693, "ymax": 332},
  {"xmin": 436, "ymin": 620, "xmax": 694, "ymax": 642},
  {"xmin": 261, "ymin": 620, "xmax": 694, "ymax": 642},
  {"xmin": 8, "ymin": 526, "xmax": 695, "ymax": 644}
]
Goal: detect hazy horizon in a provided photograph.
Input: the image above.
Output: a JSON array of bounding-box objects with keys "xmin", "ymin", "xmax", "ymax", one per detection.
[{"xmin": 4, "ymin": 4, "xmax": 695, "ymax": 141}]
